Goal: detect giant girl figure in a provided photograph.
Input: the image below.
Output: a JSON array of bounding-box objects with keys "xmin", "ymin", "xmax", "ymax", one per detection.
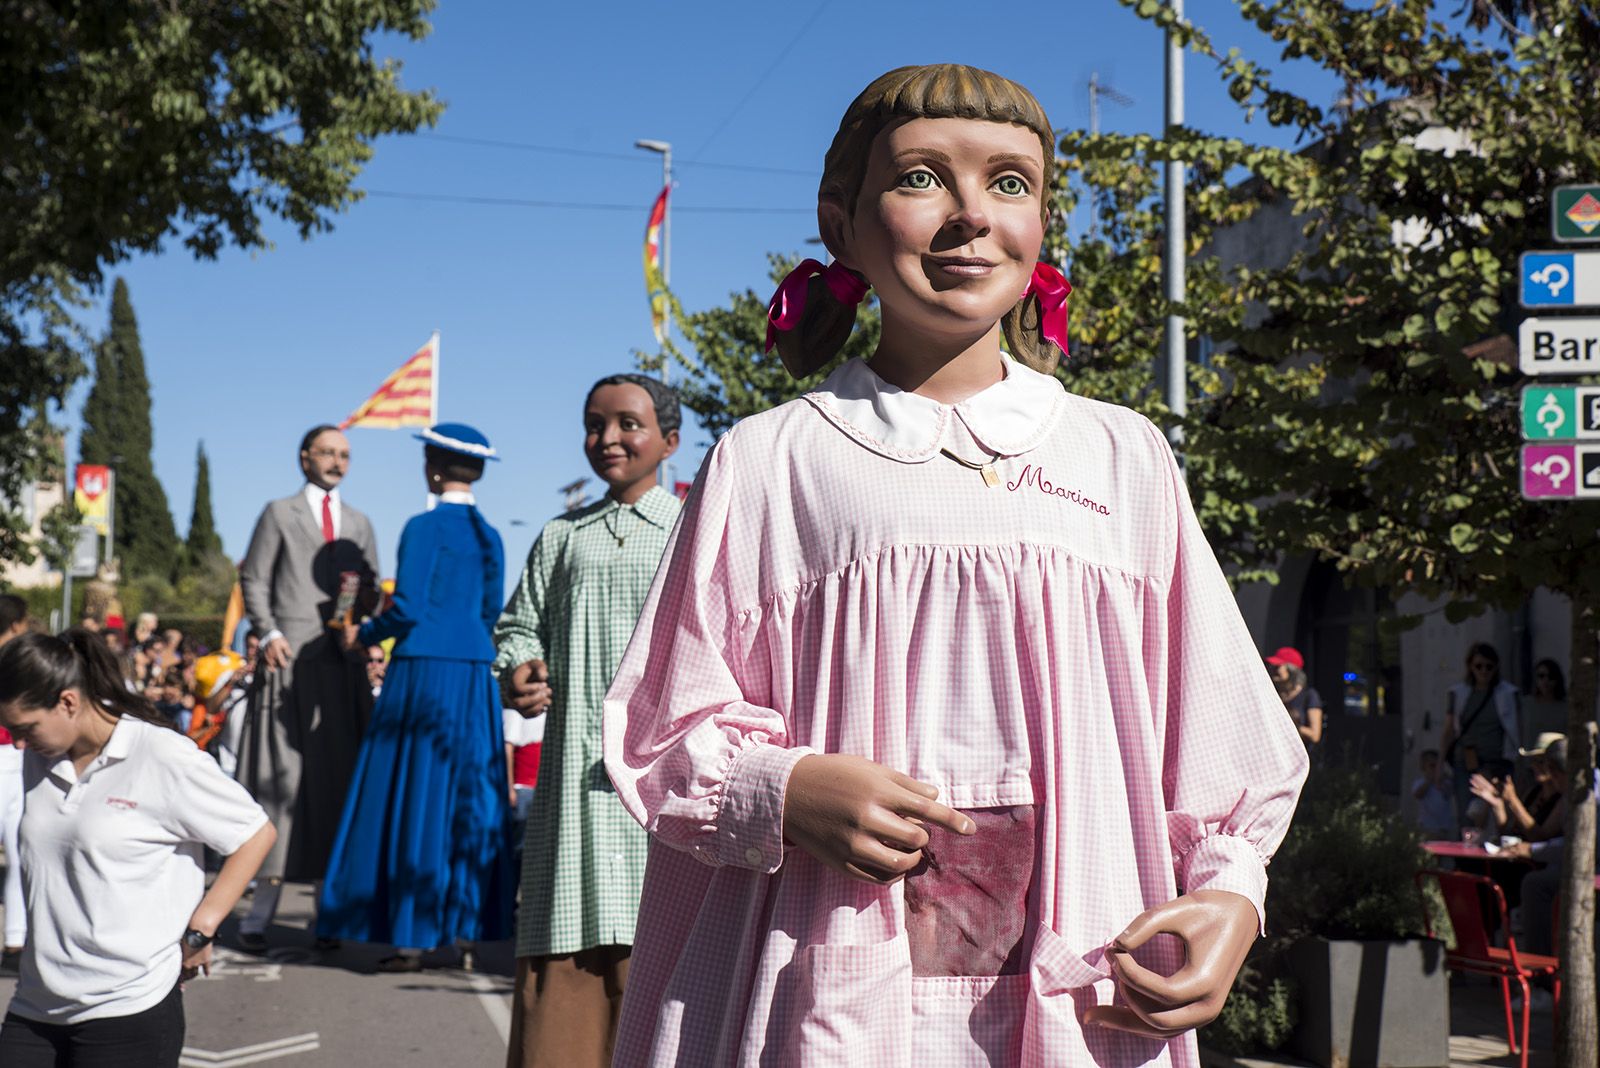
[{"xmin": 603, "ymin": 65, "xmax": 1308, "ymax": 1066}]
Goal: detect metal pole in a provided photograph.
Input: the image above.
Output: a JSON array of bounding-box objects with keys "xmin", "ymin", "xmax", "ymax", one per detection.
[
  {"xmin": 661, "ymin": 146, "xmax": 672, "ymax": 387},
  {"xmin": 104, "ymin": 468, "xmax": 115, "ymax": 564},
  {"xmin": 61, "ymin": 570, "xmax": 72, "ymax": 630},
  {"xmin": 1164, "ymin": 0, "xmax": 1188, "ymax": 462}
]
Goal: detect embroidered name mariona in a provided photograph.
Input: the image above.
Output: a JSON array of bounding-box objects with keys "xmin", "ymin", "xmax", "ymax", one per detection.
[{"xmin": 1006, "ymin": 464, "xmax": 1112, "ymax": 515}]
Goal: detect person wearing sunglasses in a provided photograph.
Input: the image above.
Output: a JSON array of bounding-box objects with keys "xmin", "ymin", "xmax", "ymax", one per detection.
[{"xmin": 1436, "ymin": 642, "xmax": 1521, "ymax": 828}]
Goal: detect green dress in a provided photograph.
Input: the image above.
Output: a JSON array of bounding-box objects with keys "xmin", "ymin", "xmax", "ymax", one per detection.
[{"xmin": 492, "ymin": 486, "xmax": 680, "ymax": 957}]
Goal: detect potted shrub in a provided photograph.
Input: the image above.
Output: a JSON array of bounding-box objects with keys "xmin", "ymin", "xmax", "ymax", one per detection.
[{"xmin": 1201, "ymin": 764, "xmax": 1448, "ymax": 1068}]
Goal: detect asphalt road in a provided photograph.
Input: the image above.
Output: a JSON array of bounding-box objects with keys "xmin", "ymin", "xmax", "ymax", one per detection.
[{"xmin": 0, "ymin": 882, "xmax": 515, "ymax": 1067}]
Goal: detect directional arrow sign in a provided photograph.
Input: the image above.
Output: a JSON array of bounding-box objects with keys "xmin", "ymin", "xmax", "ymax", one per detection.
[
  {"xmin": 1522, "ymin": 443, "xmax": 1600, "ymax": 498},
  {"xmin": 1521, "ymin": 251, "xmax": 1600, "ymax": 307},
  {"xmin": 1524, "ymin": 386, "xmax": 1582, "ymax": 440},
  {"xmin": 1519, "ymin": 317, "xmax": 1600, "ymax": 374}
]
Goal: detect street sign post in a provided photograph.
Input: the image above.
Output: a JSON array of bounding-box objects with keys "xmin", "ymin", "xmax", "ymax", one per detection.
[
  {"xmin": 1520, "ymin": 251, "xmax": 1600, "ymax": 307},
  {"xmin": 1554, "ymin": 184, "xmax": 1600, "ymax": 243},
  {"xmin": 60, "ymin": 523, "xmax": 100, "ymax": 627},
  {"xmin": 1518, "ymin": 317, "xmax": 1600, "ymax": 374}
]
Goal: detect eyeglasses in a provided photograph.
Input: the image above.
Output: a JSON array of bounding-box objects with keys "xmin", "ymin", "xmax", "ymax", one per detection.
[{"xmin": 307, "ymin": 448, "xmax": 351, "ymax": 461}]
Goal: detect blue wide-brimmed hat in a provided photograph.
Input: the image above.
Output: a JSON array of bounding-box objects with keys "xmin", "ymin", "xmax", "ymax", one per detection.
[{"xmin": 415, "ymin": 422, "xmax": 500, "ymax": 461}]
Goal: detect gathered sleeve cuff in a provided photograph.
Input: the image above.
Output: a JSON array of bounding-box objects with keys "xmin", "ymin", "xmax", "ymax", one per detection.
[
  {"xmin": 710, "ymin": 742, "xmax": 816, "ymax": 872},
  {"xmin": 1146, "ymin": 418, "xmax": 1308, "ymax": 935},
  {"xmin": 604, "ymin": 431, "xmax": 806, "ymax": 872}
]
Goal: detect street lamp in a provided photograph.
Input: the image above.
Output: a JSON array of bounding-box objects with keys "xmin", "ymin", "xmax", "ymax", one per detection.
[{"xmin": 636, "ymin": 139, "xmax": 674, "ymax": 490}]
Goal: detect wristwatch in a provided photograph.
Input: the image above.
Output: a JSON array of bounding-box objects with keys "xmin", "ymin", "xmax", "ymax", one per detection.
[{"xmin": 182, "ymin": 928, "xmax": 214, "ymax": 952}]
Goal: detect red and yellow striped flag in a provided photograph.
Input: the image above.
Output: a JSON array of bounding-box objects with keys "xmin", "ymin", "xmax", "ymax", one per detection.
[
  {"xmin": 339, "ymin": 334, "xmax": 438, "ymax": 430},
  {"xmin": 643, "ymin": 185, "xmax": 669, "ymax": 343}
]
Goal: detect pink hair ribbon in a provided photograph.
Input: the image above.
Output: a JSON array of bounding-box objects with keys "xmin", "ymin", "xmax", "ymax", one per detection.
[
  {"xmin": 1023, "ymin": 262, "xmax": 1073, "ymax": 357},
  {"xmin": 764, "ymin": 259, "xmax": 870, "ymax": 353}
]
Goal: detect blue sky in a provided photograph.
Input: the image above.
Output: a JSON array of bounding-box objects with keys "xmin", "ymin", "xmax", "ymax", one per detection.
[{"xmin": 59, "ymin": 0, "xmax": 1340, "ymax": 585}]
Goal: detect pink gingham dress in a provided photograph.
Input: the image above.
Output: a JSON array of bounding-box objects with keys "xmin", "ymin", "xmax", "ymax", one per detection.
[{"xmin": 603, "ymin": 354, "xmax": 1309, "ymax": 1067}]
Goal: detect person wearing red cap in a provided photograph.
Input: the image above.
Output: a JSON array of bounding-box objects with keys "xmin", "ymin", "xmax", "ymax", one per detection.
[{"xmin": 1266, "ymin": 647, "xmax": 1323, "ymax": 751}]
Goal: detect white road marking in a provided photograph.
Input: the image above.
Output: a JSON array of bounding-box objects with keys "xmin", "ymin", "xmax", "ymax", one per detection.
[
  {"xmin": 464, "ymin": 969, "xmax": 512, "ymax": 1044},
  {"xmin": 179, "ymin": 1031, "xmax": 321, "ymax": 1066}
]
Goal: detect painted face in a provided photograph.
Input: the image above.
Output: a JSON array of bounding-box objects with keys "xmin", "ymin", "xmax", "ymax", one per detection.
[
  {"xmin": 0, "ymin": 690, "xmax": 82, "ymax": 759},
  {"xmin": 301, "ymin": 429, "xmax": 351, "ymax": 490},
  {"xmin": 583, "ymin": 384, "xmax": 679, "ymax": 495},
  {"xmin": 835, "ymin": 116, "xmax": 1046, "ymax": 343}
]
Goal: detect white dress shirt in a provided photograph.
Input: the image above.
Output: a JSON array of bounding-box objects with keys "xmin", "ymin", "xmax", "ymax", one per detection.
[{"xmin": 303, "ymin": 483, "xmax": 342, "ymax": 540}]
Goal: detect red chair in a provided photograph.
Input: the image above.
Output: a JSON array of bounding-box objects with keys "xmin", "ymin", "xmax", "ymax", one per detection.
[{"xmin": 1415, "ymin": 869, "xmax": 1561, "ymax": 1068}]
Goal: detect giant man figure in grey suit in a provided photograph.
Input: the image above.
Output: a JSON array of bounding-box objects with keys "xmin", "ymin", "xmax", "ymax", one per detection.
[{"xmin": 236, "ymin": 424, "xmax": 380, "ymax": 948}]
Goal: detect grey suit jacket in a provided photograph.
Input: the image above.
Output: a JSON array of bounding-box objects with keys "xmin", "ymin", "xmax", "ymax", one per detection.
[{"xmin": 240, "ymin": 491, "xmax": 381, "ymax": 652}]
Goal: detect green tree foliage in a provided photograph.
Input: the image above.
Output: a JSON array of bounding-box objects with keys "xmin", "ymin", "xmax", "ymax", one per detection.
[
  {"xmin": 80, "ymin": 280, "xmax": 179, "ymax": 579},
  {"xmin": 183, "ymin": 442, "xmax": 223, "ymax": 568},
  {"xmin": 0, "ymin": 0, "xmax": 443, "ymax": 568},
  {"xmin": 1204, "ymin": 765, "xmax": 1427, "ymax": 1052}
]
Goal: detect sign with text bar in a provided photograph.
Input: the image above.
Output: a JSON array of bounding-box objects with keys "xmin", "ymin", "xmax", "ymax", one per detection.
[
  {"xmin": 1519, "ymin": 316, "xmax": 1600, "ymax": 375},
  {"xmin": 1521, "ymin": 251, "xmax": 1600, "ymax": 308},
  {"xmin": 1522, "ymin": 443, "xmax": 1600, "ymax": 499},
  {"xmin": 1521, "ymin": 385, "xmax": 1600, "ymax": 440}
]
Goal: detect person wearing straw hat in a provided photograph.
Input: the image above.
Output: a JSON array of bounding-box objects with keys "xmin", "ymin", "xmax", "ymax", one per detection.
[
  {"xmin": 1470, "ymin": 732, "xmax": 1567, "ymax": 847},
  {"xmin": 317, "ymin": 423, "xmax": 514, "ymax": 971}
]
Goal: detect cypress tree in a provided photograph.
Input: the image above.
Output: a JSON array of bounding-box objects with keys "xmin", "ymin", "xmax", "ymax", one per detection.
[
  {"xmin": 79, "ymin": 278, "xmax": 177, "ymax": 578},
  {"xmin": 184, "ymin": 441, "xmax": 222, "ymax": 564}
]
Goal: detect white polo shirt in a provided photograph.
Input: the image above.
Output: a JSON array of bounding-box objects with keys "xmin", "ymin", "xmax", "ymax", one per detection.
[{"xmin": 9, "ymin": 716, "xmax": 268, "ymax": 1024}]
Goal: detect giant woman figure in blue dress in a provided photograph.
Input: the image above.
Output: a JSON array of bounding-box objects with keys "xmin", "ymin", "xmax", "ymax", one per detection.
[{"xmin": 318, "ymin": 424, "xmax": 513, "ymax": 970}]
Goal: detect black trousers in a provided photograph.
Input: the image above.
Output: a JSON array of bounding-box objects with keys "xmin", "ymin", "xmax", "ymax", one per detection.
[{"xmin": 0, "ymin": 983, "xmax": 184, "ymax": 1067}]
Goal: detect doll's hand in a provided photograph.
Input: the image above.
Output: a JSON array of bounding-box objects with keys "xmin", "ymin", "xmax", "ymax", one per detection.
[
  {"xmin": 506, "ymin": 660, "xmax": 552, "ymax": 717},
  {"xmin": 339, "ymin": 621, "xmax": 362, "ymax": 652},
  {"xmin": 782, "ymin": 754, "xmax": 974, "ymax": 884},
  {"xmin": 1084, "ymin": 889, "xmax": 1258, "ymax": 1039}
]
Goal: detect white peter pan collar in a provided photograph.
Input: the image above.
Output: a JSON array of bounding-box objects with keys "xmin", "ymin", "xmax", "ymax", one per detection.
[{"xmin": 805, "ymin": 352, "xmax": 1064, "ymax": 463}]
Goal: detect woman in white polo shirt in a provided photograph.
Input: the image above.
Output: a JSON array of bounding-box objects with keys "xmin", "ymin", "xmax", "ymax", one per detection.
[{"xmin": 0, "ymin": 629, "xmax": 276, "ymax": 1067}]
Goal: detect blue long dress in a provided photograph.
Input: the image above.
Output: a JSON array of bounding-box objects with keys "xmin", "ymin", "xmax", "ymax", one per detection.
[{"xmin": 317, "ymin": 501, "xmax": 513, "ymax": 948}]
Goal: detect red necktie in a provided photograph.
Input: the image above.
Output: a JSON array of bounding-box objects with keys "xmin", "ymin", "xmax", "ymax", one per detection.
[{"xmin": 321, "ymin": 493, "xmax": 335, "ymax": 543}]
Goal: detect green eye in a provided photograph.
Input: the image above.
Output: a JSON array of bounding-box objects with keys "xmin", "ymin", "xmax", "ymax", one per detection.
[
  {"xmin": 899, "ymin": 170, "xmax": 937, "ymax": 190},
  {"xmin": 995, "ymin": 175, "xmax": 1028, "ymax": 196}
]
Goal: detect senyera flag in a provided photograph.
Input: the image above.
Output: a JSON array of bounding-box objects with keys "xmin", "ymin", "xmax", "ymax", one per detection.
[
  {"xmin": 340, "ymin": 333, "xmax": 438, "ymax": 430},
  {"xmin": 643, "ymin": 185, "xmax": 669, "ymax": 343}
]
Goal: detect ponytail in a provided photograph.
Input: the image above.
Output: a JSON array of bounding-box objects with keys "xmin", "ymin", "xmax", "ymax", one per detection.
[
  {"xmin": 0, "ymin": 628, "xmax": 174, "ymax": 730},
  {"xmin": 772, "ymin": 271, "xmax": 863, "ymax": 380}
]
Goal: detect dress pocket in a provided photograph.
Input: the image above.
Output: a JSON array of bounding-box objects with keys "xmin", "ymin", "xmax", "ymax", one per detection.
[
  {"xmin": 774, "ymin": 934, "xmax": 913, "ymax": 1068},
  {"xmin": 911, "ymin": 974, "xmax": 1028, "ymax": 1066}
]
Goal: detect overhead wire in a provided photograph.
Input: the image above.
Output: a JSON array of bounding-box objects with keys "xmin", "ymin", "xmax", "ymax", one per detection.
[
  {"xmin": 687, "ymin": 0, "xmax": 834, "ymax": 162},
  {"xmin": 417, "ymin": 133, "xmax": 816, "ymax": 177},
  {"xmin": 361, "ymin": 189, "xmax": 811, "ymax": 215}
]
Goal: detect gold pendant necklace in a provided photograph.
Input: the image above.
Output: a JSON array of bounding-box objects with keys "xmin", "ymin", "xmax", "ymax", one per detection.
[{"xmin": 939, "ymin": 447, "xmax": 1002, "ymax": 487}]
